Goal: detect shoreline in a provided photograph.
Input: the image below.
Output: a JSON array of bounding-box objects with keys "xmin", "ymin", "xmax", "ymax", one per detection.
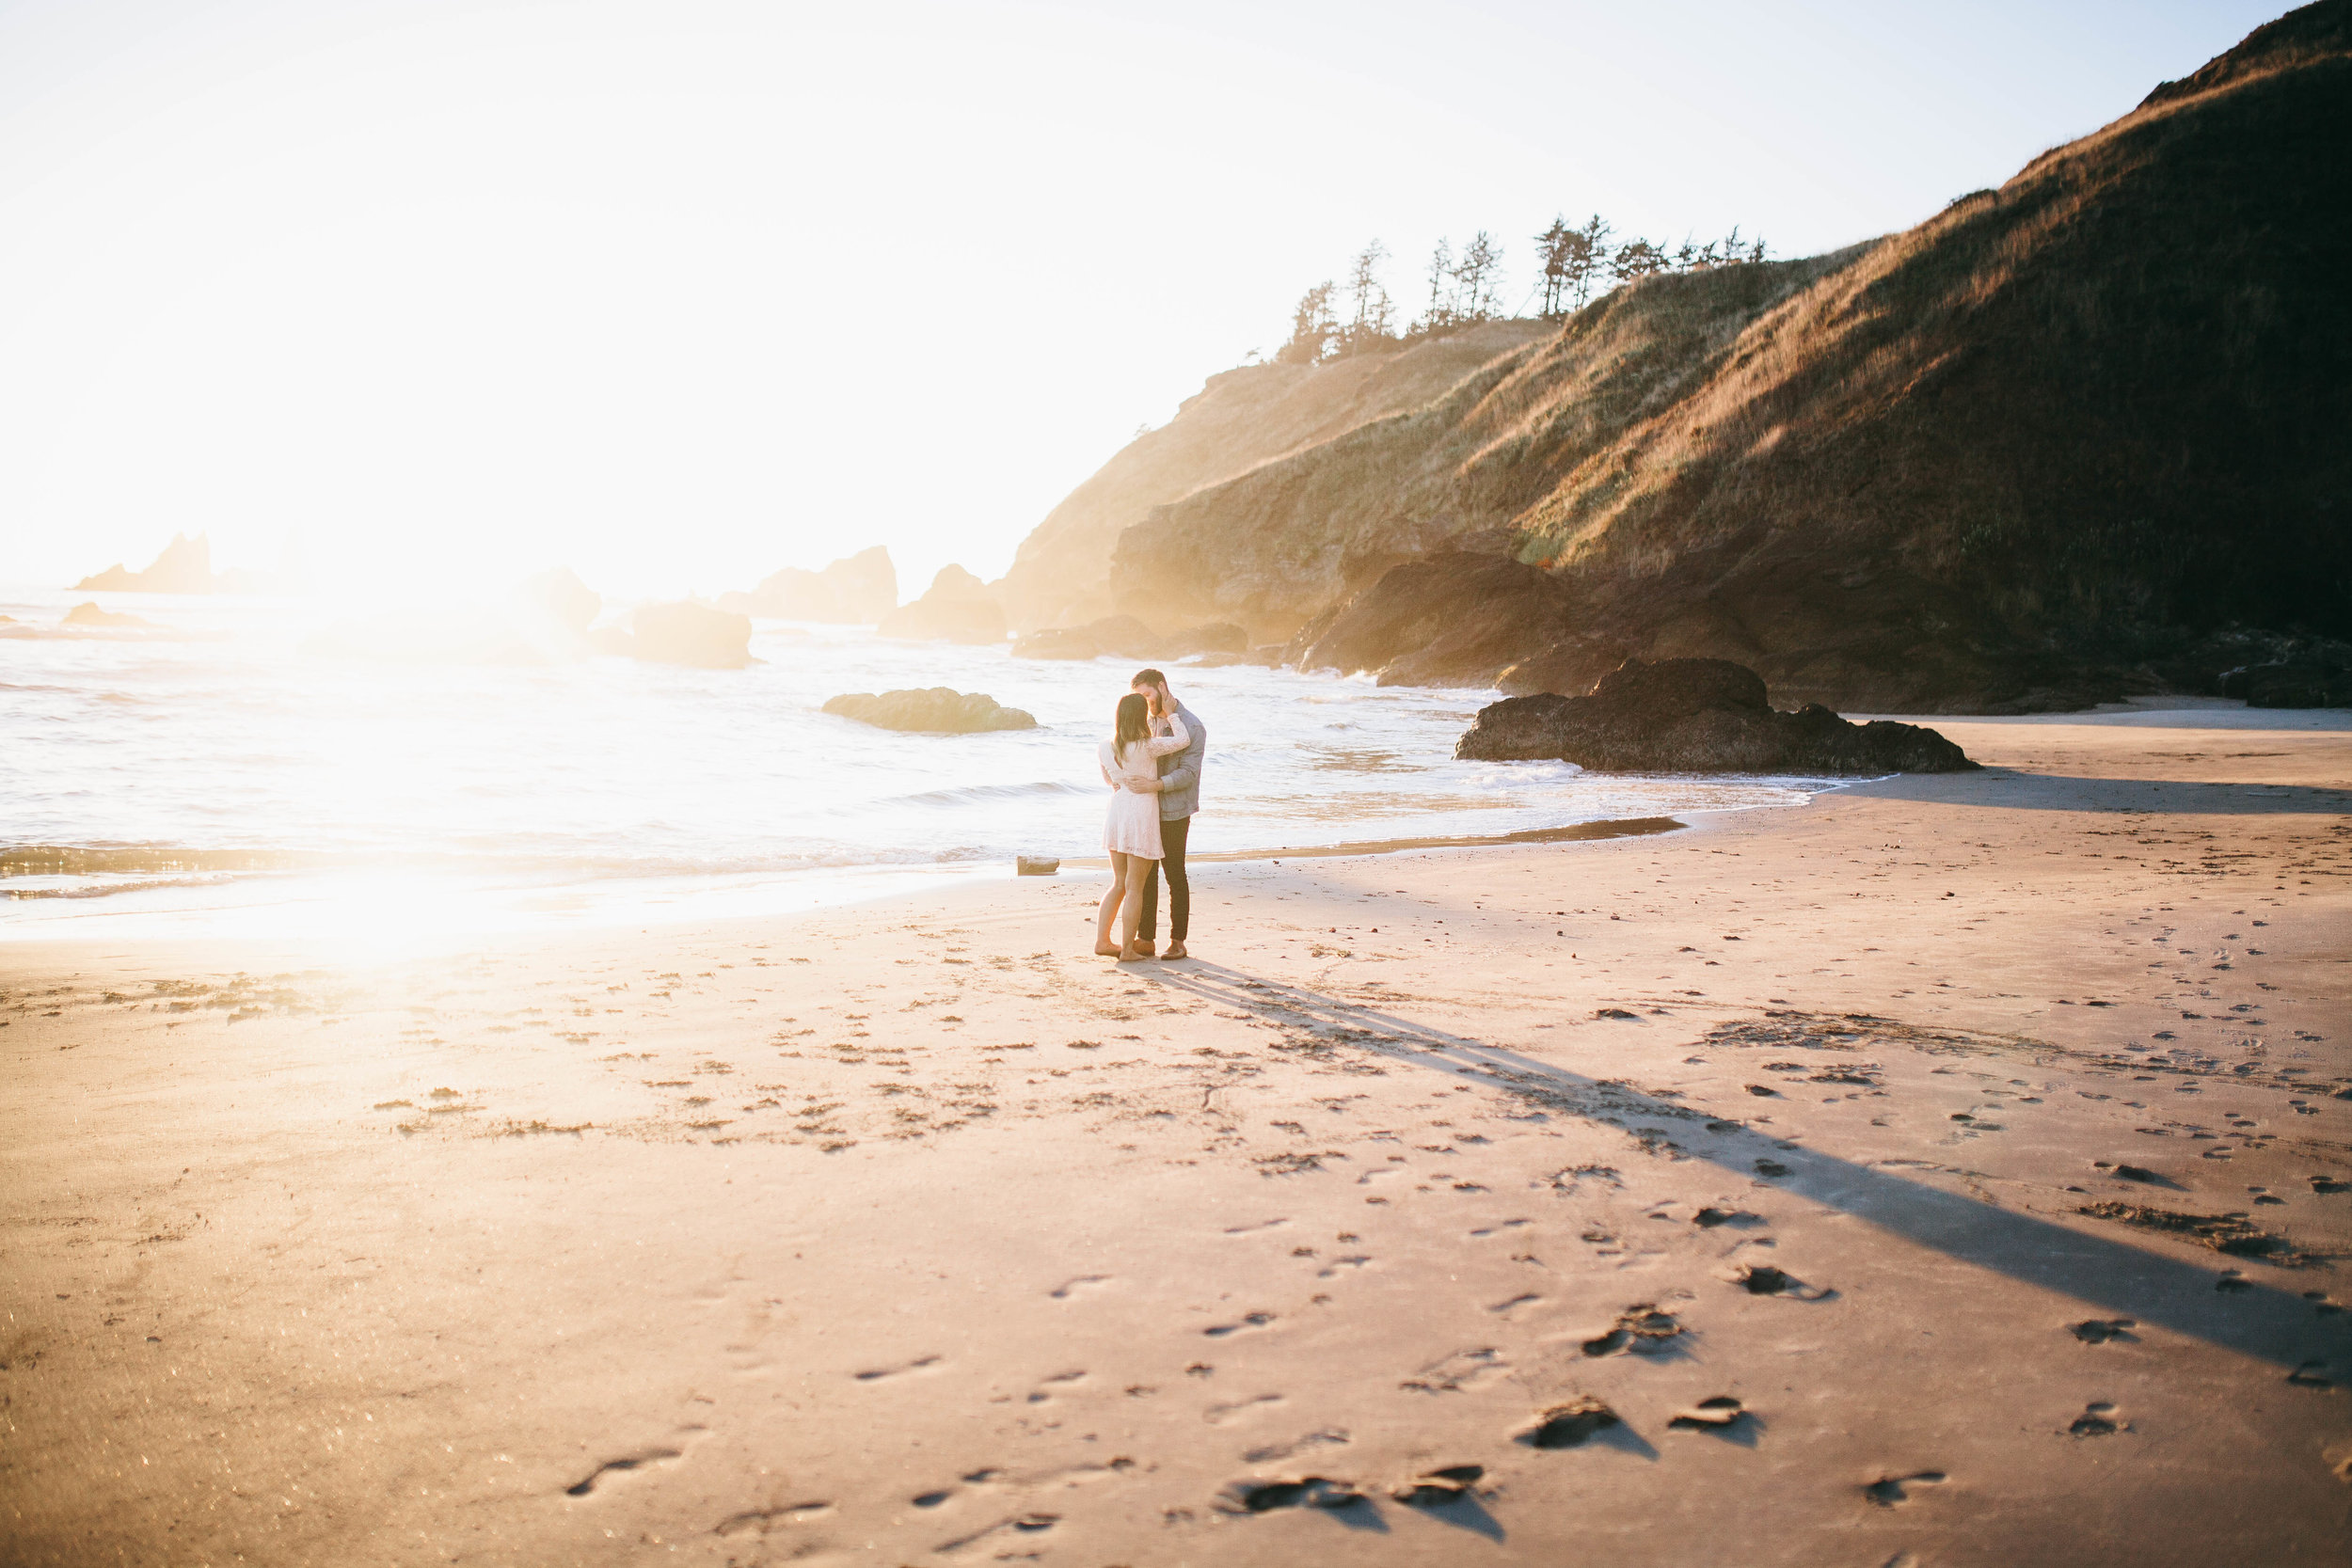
[{"xmin": 4, "ymin": 710, "xmax": 2349, "ymax": 1564}]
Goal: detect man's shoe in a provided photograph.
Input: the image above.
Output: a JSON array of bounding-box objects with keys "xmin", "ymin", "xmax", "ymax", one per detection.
[
  {"xmin": 1162, "ymin": 942, "xmax": 1188, "ymax": 960},
  {"xmin": 1132, "ymin": 940, "xmax": 1155, "ymax": 957}
]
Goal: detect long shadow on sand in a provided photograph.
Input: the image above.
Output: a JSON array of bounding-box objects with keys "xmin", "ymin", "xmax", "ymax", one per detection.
[
  {"xmin": 1142, "ymin": 961, "xmax": 2341, "ymax": 1372},
  {"xmin": 1843, "ymin": 770, "xmax": 2352, "ymax": 814}
]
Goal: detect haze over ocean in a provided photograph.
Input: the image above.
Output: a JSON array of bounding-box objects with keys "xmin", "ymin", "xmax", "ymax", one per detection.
[{"xmin": 0, "ymin": 587, "xmax": 1821, "ymax": 938}]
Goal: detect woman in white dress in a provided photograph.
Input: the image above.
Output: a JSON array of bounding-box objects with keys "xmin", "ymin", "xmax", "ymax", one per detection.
[{"xmin": 1096, "ymin": 691, "xmax": 1192, "ymax": 961}]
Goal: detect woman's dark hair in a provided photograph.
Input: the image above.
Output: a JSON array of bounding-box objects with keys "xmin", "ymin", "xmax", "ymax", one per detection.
[{"xmin": 1115, "ymin": 691, "xmax": 1152, "ymax": 752}]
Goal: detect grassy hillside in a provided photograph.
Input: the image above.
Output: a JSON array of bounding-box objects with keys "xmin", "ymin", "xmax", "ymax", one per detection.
[
  {"xmin": 1112, "ymin": 248, "xmax": 1868, "ymax": 640},
  {"xmin": 1097, "ymin": 0, "xmax": 2352, "ymax": 710}
]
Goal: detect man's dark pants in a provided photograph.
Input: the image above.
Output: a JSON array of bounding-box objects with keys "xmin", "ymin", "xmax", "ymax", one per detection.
[{"xmin": 1139, "ymin": 816, "xmax": 1190, "ymax": 943}]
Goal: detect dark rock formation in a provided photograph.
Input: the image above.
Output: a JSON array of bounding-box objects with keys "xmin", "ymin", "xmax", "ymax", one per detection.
[
  {"xmin": 721, "ymin": 546, "xmax": 898, "ymax": 623},
  {"xmin": 1293, "ymin": 550, "xmax": 1603, "ymax": 688},
  {"xmin": 1457, "ymin": 657, "xmax": 1979, "ymax": 773},
  {"xmin": 74, "ymin": 532, "xmax": 217, "ymax": 594},
  {"xmin": 879, "ymin": 564, "xmax": 1008, "ymax": 643},
  {"xmin": 630, "ymin": 601, "xmax": 753, "ymax": 668},
  {"xmin": 822, "ymin": 688, "xmax": 1037, "ymax": 733},
  {"xmin": 2223, "ymin": 659, "xmax": 2350, "ymax": 707}
]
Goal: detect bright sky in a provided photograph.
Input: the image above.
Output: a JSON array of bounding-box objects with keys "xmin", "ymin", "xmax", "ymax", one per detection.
[{"xmin": 0, "ymin": 0, "xmax": 2285, "ymax": 604}]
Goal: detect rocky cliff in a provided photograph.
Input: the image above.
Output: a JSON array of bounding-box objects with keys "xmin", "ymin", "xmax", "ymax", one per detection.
[
  {"xmin": 720, "ymin": 546, "xmax": 897, "ymax": 623},
  {"xmin": 1013, "ymin": 1, "xmax": 2352, "ymax": 712},
  {"xmin": 993, "ymin": 320, "xmax": 1550, "ymax": 631},
  {"xmin": 74, "ymin": 532, "xmax": 220, "ymax": 594}
]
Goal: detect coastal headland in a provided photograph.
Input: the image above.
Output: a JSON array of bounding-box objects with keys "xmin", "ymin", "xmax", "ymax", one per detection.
[{"xmin": 5, "ymin": 707, "xmax": 2347, "ymax": 1565}]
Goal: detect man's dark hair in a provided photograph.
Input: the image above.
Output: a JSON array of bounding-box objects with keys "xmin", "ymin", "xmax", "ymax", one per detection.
[{"xmin": 1130, "ymin": 668, "xmax": 1168, "ymax": 689}]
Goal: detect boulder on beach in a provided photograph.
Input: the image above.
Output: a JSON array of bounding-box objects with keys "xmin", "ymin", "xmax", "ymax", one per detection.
[
  {"xmin": 878, "ymin": 564, "xmax": 1008, "ymax": 644},
  {"xmin": 630, "ymin": 601, "xmax": 753, "ymax": 669},
  {"xmin": 2221, "ymin": 660, "xmax": 2349, "ymax": 708},
  {"xmin": 63, "ymin": 602, "xmax": 155, "ymax": 628},
  {"xmin": 1455, "ymin": 657, "xmax": 1978, "ymax": 774},
  {"xmin": 822, "ymin": 688, "xmax": 1037, "ymax": 733}
]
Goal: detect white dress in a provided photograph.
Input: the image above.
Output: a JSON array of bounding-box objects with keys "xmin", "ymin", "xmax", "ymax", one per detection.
[{"xmin": 1099, "ymin": 713, "xmax": 1191, "ymax": 859}]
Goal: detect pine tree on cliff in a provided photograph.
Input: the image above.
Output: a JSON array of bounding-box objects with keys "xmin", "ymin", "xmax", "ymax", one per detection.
[
  {"xmin": 1277, "ymin": 280, "xmax": 1339, "ymax": 365},
  {"xmin": 1572, "ymin": 214, "xmax": 1613, "ymax": 305},
  {"xmin": 1419, "ymin": 238, "xmax": 1455, "ymax": 332},
  {"xmin": 1534, "ymin": 215, "xmax": 1613, "ymax": 317},
  {"xmin": 1534, "ymin": 217, "xmax": 1575, "ymax": 317},
  {"xmin": 1611, "ymin": 237, "xmax": 1673, "ymax": 281},
  {"xmin": 1454, "ymin": 230, "xmax": 1505, "ymax": 319},
  {"xmin": 1338, "ymin": 239, "xmax": 1394, "ymax": 354}
]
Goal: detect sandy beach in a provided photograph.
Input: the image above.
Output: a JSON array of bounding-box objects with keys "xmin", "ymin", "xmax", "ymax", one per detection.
[{"xmin": 5, "ymin": 705, "xmax": 2349, "ymax": 1566}]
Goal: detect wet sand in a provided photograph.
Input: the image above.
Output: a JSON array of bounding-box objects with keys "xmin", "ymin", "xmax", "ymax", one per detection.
[{"xmin": 4, "ymin": 708, "xmax": 2349, "ymax": 1566}]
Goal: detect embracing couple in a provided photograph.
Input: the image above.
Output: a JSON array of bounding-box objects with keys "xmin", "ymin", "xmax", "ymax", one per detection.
[{"xmin": 1095, "ymin": 668, "xmax": 1205, "ymax": 962}]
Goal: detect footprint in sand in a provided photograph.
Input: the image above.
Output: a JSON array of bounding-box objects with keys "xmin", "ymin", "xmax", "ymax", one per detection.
[
  {"xmin": 1203, "ymin": 1311, "xmax": 1276, "ymax": 1338},
  {"xmin": 1205, "ymin": 1393, "xmax": 1284, "ymax": 1425},
  {"xmin": 1215, "ymin": 1477, "xmax": 1367, "ymax": 1515},
  {"xmin": 852, "ymin": 1354, "xmax": 944, "ymax": 1381},
  {"xmin": 1668, "ymin": 1397, "xmax": 1756, "ymax": 1441},
  {"xmin": 712, "ymin": 1498, "xmax": 834, "ymax": 1536},
  {"xmin": 1581, "ymin": 1305, "xmax": 1685, "ymax": 1357},
  {"xmin": 1401, "ymin": 1348, "xmax": 1506, "ymax": 1395},
  {"xmin": 1730, "ymin": 1264, "xmax": 1833, "ymax": 1300},
  {"xmin": 2068, "ymin": 1402, "xmax": 2124, "ymax": 1436},
  {"xmin": 1863, "ymin": 1471, "xmax": 1947, "ymax": 1507},
  {"xmin": 564, "ymin": 1426, "xmax": 710, "ymax": 1498},
  {"xmin": 1392, "ymin": 1465, "xmax": 1486, "ymax": 1507},
  {"xmin": 935, "ymin": 1513, "xmax": 1059, "ymax": 1554},
  {"xmin": 2071, "ymin": 1318, "xmax": 2137, "ymax": 1344},
  {"xmin": 565, "ymin": 1449, "xmax": 681, "ymax": 1497},
  {"xmin": 1049, "ymin": 1275, "xmax": 1112, "ymax": 1299},
  {"xmin": 1025, "ymin": 1369, "xmax": 1088, "ymax": 1403},
  {"xmin": 1518, "ymin": 1397, "xmax": 1622, "ymax": 1449},
  {"xmin": 1242, "ymin": 1428, "xmax": 1349, "ymax": 1464}
]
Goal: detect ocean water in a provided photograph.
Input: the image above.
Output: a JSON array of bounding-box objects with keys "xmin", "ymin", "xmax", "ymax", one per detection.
[{"xmin": 1, "ymin": 586, "xmax": 1834, "ymax": 942}]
